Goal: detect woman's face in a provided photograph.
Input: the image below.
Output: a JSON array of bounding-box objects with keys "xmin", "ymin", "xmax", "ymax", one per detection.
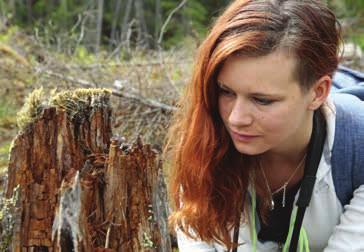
[{"xmin": 217, "ymin": 50, "xmax": 314, "ymax": 156}]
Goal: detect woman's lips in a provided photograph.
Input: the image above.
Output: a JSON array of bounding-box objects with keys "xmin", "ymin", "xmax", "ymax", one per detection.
[{"xmin": 231, "ymin": 131, "xmax": 260, "ymax": 142}]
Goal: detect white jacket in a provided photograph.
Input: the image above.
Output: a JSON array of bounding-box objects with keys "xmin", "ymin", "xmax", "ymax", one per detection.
[{"xmin": 177, "ymin": 99, "xmax": 364, "ymax": 251}]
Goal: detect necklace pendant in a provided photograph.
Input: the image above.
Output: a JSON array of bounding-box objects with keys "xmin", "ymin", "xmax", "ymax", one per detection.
[
  {"xmin": 270, "ymin": 199, "xmax": 275, "ymax": 210},
  {"xmin": 282, "ymin": 183, "xmax": 287, "ymax": 208}
]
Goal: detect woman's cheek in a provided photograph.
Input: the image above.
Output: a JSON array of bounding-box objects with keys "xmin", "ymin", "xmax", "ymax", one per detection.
[
  {"xmin": 218, "ymin": 98, "xmax": 232, "ymax": 122},
  {"xmin": 258, "ymin": 110, "xmax": 291, "ymax": 134}
]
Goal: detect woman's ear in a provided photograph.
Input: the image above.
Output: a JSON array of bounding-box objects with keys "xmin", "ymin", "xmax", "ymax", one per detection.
[{"xmin": 308, "ymin": 75, "xmax": 332, "ymax": 110}]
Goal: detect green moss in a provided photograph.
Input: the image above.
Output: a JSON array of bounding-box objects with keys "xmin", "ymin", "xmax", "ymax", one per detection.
[
  {"xmin": 16, "ymin": 88, "xmax": 112, "ymax": 130},
  {"xmin": 49, "ymin": 88, "xmax": 112, "ymax": 122},
  {"xmin": 50, "ymin": 88, "xmax": 111, "ymax": 107},
  {"xmin": 16, "ymin": 87, "xmax": 46, "ymax": 130}
]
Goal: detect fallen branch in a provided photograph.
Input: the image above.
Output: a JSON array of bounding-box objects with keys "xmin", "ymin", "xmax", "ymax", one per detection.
[
  {"xmin": 66, "ymin": 60, "xmax": 191, "ymax": 69},
  {"xmin": 35, "ymin": 67, "xmax": 177, "ymax": 112}
]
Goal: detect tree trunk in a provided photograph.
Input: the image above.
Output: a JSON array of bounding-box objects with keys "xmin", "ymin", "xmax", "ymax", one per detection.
[
  {"xmin": 120, "ymin": 0, "xmax": 133, "ymax": 43},
  {"xmin": 26, "ymin": 0, "xmax": 32, "ymax": 23},
  {"xmin": 83, "ymin": 0, "xmax": 98, "ymax": 53},
  {"xmin": 95, "ymin": 0, "xmax": 104, "ymax": 55},
  {"xmin": 5, "ymin": 88, "xmax": 171, "ymax": 252},
  {"xmin": 110, "ymin": 0, "xmax": 123, "ymax": 48},
  {"xmin": 134, "ymin": 0, "xmax": 149, "ymax": 47},
  {"xmin": 154, "ymin": 0, "xmax": 162, "ymax": 48},
  {"xmin": 9, "ymin": 0, "xmax": 16, "ymax": 17}
]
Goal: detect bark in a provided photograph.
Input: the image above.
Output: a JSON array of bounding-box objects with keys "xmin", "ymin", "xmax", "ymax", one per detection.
[{"xmin": 5, "ymin": 89, "xmax": 171, "ymax": 252}]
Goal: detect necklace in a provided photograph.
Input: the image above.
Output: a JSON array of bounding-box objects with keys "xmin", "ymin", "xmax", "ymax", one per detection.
[{"xmin": 259, "ymin": 154, "xmax": 307, "ymax": 210}]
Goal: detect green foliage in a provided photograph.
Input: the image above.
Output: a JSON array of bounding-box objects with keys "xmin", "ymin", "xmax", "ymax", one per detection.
[
  {"xmin": 161, "ymin": 0, "xmax": 209, "ymax": 48},
  {"xmin": 1, "ymin": 0, "xmax": 364, "ymax": 53},
  {"xmin": 0, "ymin": 99, "xmax": 17, "ymax": 129},
  {"xmin": 329, "ymin": 0, "xmax": 364, "ymax": 17},
  {"xmin": 352, "ymin": 33, "xmax": 364, "ymax": 51},
  {"xmin": 0, "ymin": 141, "xmax": 11, "ymax": 177},
  {"xmin": 342, "ymin": 0, "xmax": 364, "ymax": 16},
  {"xmin": 0, "ymin": 0, "xmax": 232, "ymax": 50},
  {"xmin": 73, "ymin": 46, "xmax": 97, "ymax": 64},
  {"xmin": 0, "ymin": 142, "xmax": 10, "ymax": 158},
  {"xmin": 0, "ymin": 26, "xmax": 19, "ymax": 43}
]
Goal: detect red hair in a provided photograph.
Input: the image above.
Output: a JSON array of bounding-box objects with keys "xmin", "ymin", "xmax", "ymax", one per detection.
[{"xmin": 165, "ymin": 0, "xmax": 341, "ymax": 249}]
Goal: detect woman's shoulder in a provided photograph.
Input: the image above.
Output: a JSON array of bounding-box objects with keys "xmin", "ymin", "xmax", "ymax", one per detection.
[
  {"xmin": 327, "ymin": 93, "xmax": 364, "ymax": 206},
  {"xmin": 330, "ymin": 93, "xmax": 363, "ymax": 116}
]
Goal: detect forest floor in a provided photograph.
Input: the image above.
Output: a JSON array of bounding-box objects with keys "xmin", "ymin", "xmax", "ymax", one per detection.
[{"xmin": 0, "ymin": 27, "xmax": 197, "ymax": 190}]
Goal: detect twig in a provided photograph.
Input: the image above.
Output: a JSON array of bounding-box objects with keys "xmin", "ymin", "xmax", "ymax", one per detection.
[
  {"xmin": 111, "ymin": 90, "xmax": 176, "ymax": 111},
  {"xmin": 66, "ymin": 60, "xmax": 191, "ymax": 69},
  {"xmin": 157, "ymin": 0, "xmax": 188, "ymax": 95},
  {"xmin": 158, "ymin": 0, "xmax": 188, "ymax": 45}
]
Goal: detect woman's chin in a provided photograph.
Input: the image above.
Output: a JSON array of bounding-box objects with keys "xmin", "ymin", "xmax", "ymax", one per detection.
[{"xmin": 232, "ymin": 141, "xmax": 268, "ymax": 156}]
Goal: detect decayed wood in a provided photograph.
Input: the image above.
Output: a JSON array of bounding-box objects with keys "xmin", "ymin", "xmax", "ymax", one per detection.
[
  {"xmin": 103, "ymin": 137, "xmax": 170, "ymax": 251},
  {"xmin": 5, "ymin": 88, "xmax": 171, "ymax": 252}
]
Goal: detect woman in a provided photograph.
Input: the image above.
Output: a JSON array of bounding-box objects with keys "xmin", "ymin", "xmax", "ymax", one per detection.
[{"xmin": 165, "ymin": 0, "xmax": 364, "ymax": 251}]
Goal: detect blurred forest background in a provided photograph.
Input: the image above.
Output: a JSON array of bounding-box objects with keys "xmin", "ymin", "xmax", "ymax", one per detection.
[{"xmin": 0, "ymin": 0, "xmax": 364, "ymax": 199}]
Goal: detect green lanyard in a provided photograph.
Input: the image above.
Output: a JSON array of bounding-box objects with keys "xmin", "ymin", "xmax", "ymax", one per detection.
[
  {"xmin": 238, "ymin": 110, "xmax": 326, "ymax": 252},
  {"xmin": 249, "ymin": 188, "xmax": 310, "ymax": 252}
]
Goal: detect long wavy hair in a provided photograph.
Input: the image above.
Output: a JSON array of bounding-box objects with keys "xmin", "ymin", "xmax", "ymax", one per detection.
[{"xmin": 165, "ymin": 0, "xmax": 341, "ymax": 249}]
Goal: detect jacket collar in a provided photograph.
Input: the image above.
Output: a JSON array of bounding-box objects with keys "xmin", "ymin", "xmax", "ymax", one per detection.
[{"xmin": 316, "ymin": 98, "xmax": 336, "ymax": 182}]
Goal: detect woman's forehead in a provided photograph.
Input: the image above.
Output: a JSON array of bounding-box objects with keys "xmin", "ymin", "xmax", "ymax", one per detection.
[{"xmin": 217, "ymin": 50, "xmax": 300, "ymax": 92}]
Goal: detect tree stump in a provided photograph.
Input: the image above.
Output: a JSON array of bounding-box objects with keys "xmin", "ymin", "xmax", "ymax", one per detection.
[{"xmin": 4, "ymin": 88, "xmax": 171, "ymax": 252}]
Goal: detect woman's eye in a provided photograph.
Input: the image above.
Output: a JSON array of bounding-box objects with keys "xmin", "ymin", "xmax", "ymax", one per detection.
[
  {"xmin": 218, "ymin": 87, "xmax": 235, "ymax": 97},
  {"xmin": 254, "ymin": 97, "xmax": 274, "ymax": 105}
]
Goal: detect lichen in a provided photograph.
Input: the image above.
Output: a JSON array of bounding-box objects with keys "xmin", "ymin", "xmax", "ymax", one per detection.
[
  {"xmin": 141, "ymin": 232, "xmax": 154, "ymax": 248},
  {"xmin": 0, "ymin": 185, "xmax": 20, "ymax": 251}
]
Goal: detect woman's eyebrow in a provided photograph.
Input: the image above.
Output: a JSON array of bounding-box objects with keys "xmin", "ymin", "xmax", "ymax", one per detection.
[
  {"xmin": 249, "ymin": 92, "xmax": 284, "ymax": 98},
  {"xmin": 216, "ymin": 81, "xmax": 232, "ymax": 90},
  {"xmin": 217, "ymin": 81, "xmax": 284, "ymax": 98}
]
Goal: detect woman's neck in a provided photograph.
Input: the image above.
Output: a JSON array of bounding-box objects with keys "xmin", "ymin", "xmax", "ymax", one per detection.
[{"xmin": 257, "ymin": 113, "xmax": 313, "ymax": 190}]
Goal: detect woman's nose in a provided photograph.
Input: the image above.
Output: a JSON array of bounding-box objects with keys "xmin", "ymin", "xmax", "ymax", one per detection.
[{"xmin": 228, "ymin": 99, "xmax": 254, "ymax": 127}]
